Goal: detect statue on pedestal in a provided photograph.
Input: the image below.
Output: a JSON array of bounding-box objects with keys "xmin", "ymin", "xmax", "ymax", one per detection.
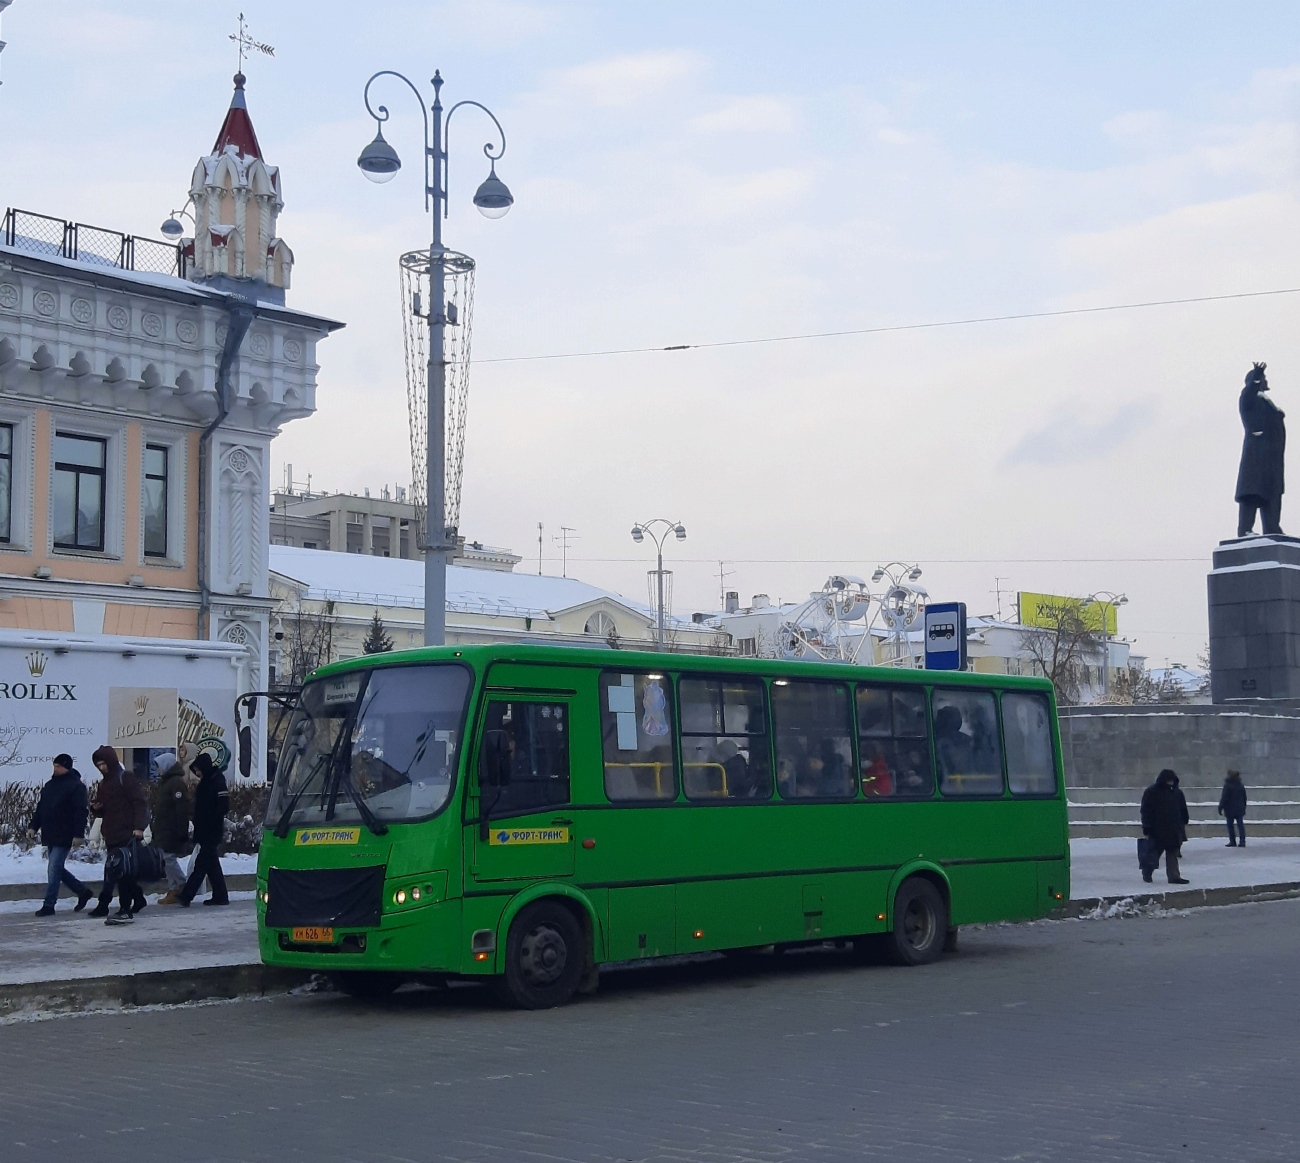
[{"xmin": 1236, "ymin": 362, "xmax": 1286, "ymax": 537}]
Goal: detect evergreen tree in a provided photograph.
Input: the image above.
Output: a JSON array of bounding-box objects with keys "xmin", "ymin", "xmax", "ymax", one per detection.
[{"xmin": 362, "ymin": 610, "xmax": 394, "ymax": 655}]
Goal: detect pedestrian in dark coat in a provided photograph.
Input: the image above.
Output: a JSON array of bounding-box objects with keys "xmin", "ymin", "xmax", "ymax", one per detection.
[
  {"xmin": 87, "ymin": 745, "xmax": 149, "ymax": 922},
  {"xmin": 1218, "ymin": 769, "xmax": 1248, "ymax": 848},
  {"xmin": 150, "ymin": 753, "xmax": 191, "ymax": 901},
  {"xmin": 177, "ymin": 753, "xmax": 230, "ymax": 907},
  {"xmin": 26, "ymin": 754, "xmax": 94, "ymax": 916},
  {"xmin": 1140, "ymin": 768, "xmax": 1190, "ymax": 885}
]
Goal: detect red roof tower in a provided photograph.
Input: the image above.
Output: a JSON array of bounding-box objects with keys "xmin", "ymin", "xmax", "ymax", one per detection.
[{"xmin": 211, "ymin": 72, "xmax": 262, "ymax": 160}]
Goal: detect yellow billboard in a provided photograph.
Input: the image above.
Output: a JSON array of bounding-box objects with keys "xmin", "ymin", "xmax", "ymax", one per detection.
[{"xmin": 1017, "ymin": 592, "xmax": 1118, "ymax": 634}]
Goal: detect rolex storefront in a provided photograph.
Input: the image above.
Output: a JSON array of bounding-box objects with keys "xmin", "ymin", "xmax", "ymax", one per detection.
[{"xmin": 0, "ymin": 628, "xmax": 246, "ymax": 786}]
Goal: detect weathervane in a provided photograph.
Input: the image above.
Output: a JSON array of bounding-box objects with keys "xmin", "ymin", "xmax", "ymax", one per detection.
[{"xmin": 230, "ymin": 12, "xmax": 275, "ymax": 74}]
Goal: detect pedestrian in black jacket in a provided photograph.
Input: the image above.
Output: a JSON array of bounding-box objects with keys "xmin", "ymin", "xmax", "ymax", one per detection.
[
  {"xmin": 177, "ymin": 753, "xmax": 230, "ymax": 907},
  {"xmin": 1218, "ymin": 770, "xmax": 1248, "ymax": 848},
  {"xmin": 26, "ymin": 754, "xmax": 94, "ymax": 916},
  {"xmin": 1140, "ymin": 768, "xmax": 1190, "ymax": 884},
  {"xmin": 87, "ymin": 744, "xmax": 150, "ymax": 923}
]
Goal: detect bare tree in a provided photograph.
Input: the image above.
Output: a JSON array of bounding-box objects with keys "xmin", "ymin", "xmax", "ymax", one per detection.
[
  {"xmin": 275, "ymin": 595, "xmax": 337, "ymax": 691},
  {"xmin": 1105, "ymin": 667, "xmax": 1189, "ymax": 705},
  {"xmin": 1017, "ymin": 598, "xmax": 1105, "ymax": 706}
]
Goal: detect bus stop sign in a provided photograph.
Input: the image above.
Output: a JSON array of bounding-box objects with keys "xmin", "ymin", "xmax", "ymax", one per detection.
[{"xmin": 924, "ymin": 602, "xmax": 967, "ymax": 670}]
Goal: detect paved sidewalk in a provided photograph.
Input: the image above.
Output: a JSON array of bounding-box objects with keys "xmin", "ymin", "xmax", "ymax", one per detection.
[
  {"xmin": 0, "ymin": 896, "xmax": 258, "ymax": 986},
  {"xmin": 1069, "ymin": 835, "xmax": 1300, "ymax": 898}
]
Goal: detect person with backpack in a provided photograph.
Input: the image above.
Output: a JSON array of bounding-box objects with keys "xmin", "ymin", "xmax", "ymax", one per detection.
[
  {"xmin": 150, "ymin": 752, "xmax": 192, "ymax": 904},
  {"xmin": 26, "ymin": 754, "xmax": 94, "ymax": 916},
  {"xmin": 1139, "ymin": 768, "xmax": 1190, "ymax": 885},
  {"xmin": 87, "ymin": 744, "xmax": 149, "ymax": 923},
  {"xmin": 1218, "ymin": 769, "xmax": 1248, "ymax": 847},
  {"xmin": 176, "ymin": 753, "xmax": 230, "ymax": 907}
]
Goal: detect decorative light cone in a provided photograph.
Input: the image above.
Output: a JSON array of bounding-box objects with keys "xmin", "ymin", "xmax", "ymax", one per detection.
[
  {"xmin": 358, "ymin": 126, "xmax": 401, "ymax": 183},
  {"xmin": 473, "ymin": 163, "xmax": 513, "ymax": 218},
  {"xmin": 160, "ymin": 217, "xmax": 185, "ymax": 239}
]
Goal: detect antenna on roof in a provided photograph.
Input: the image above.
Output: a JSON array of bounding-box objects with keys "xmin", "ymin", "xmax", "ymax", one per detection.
[{"xmin": 230, "ymin": 11, "xmax": 275, "ymax": 75}]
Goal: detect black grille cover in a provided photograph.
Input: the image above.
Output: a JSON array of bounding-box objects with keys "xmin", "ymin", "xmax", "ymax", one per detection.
[{"xmin": 265, "ymin": 866, "xmax": 385, "ymax": 929}]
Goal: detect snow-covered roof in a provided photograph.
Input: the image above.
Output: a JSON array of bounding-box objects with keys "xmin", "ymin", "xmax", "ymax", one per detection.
[
  {"xmin": 0, "ymin": 239, "xmax": 343, "ymax": 330},
  {"xmin": 268, "ymin": 545, "xmax": 685, "ymax": 624}
]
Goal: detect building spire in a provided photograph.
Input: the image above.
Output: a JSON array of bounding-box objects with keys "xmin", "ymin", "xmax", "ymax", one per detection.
[{"xmin": 212, "ymin": 72, "xmax": 263, "ymax": 160}]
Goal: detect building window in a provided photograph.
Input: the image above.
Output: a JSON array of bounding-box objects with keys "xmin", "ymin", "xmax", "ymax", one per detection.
[
  {"xmin": 143, "ymin": 444, "xmax": 168, "ymax": 558},
  {"xmin": 53, "ymin": 433, "xmax": 107, "ymax": 552},
  {"xmin": 736, "ymin": 637, "xmax": 756, "ymax": 657},
  {"xmin": 584, "ymin": 611, "xmax": 616, "ymax": 637},
  {"xmin": 0, "ymin": 423, "xmax": 11, "ymax": 543}
]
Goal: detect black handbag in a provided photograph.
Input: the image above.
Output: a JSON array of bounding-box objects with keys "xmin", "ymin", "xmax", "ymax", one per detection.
[
  {"xmin": 1137, "ymin": 836, "xmax": 1159, "ymax": 872},
  {"xmin": 106, "ymin": 837, "xmax": 167, "ymax": 883}
]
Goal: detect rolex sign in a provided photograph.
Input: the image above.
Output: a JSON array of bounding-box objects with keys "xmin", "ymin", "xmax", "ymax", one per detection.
[{"xmin": 108, "ymin": 687, "xmax": 179, "ymax": 749}]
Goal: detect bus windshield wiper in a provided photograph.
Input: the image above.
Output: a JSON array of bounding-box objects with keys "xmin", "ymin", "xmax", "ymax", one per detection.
[
  {"xmin": 272, "ymin": 723, "xmax": 351, "ymax": 838},
  {"xmin": 331, "ymin": 768, "xmax": 389, "ymax": 836}
]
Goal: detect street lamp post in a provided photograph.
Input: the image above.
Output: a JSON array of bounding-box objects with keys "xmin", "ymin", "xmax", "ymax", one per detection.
[
  {"xmin": 1087, "ymin": 590, "xmax": 1128, "ymax": 699},
  {"xmin": 358, "ymin": 70, "xmax": 513, "ymax": 646},
  {"xmin": 631, "ymin": 520, "xmax": 687, "ymax": 649}
]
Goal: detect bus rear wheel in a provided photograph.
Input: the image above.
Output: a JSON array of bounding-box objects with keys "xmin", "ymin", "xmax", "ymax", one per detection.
[
  {"xmin": 496, "ymin": 900, "xmax": 584, "ymax": 1010},
  {"xmin": 332, "ymin": 970, "xmax": 402, "ymax": 998},
  {"xmin": 885, "ymin": 878, "xmax": 948, "ymax": 966}
]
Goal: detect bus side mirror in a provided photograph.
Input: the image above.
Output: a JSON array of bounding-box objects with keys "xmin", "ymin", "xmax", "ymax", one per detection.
[{"xmin": 481, "ymin": 729, "xmax": 513, "ymax": 788}]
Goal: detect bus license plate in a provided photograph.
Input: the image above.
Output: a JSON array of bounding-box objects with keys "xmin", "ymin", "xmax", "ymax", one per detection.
[{"xmin": 291, "ymin": 926, "xmax": 335, "ymax": 944}]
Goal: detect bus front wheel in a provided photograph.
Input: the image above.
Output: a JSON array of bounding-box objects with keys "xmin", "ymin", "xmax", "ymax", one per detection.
[
  {"xmin": 886, "ymin": 878, "xmax": 948, "ymax": 966},
  {"xmin": 496, "ymin": 900, "xmax": 584, "ymax": 1010}
]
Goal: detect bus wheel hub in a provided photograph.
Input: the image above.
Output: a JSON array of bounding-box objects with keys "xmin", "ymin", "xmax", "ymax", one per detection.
[{"xmin": 520, "ymin": 924, "xmax": 567, "ymax": 985}]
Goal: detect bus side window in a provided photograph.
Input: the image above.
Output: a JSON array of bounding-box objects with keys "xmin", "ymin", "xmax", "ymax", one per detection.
[
  {"xmin": 1002, "ymin": 692, "xmax": 1056, "ymax": 795},
  {"xmin": 856, "ymin": 685, "xmax": 933, "ymax": 798},
  {"xmin": 678, "ymin": 676, "xmax": 772, "ymax": 801},
  {"xmin": 932, "ymin": 689, "xmax": 1003, "ymax": 796},
  {"xmin": 772, "ymin": 681, "xmax": 855, "ymax": 799},
  {"xmin": 599, "ymin": 672, "xmax": 676, "ymax": 801},
  {"xmin": 479, "ymin": 700, "xmax": 570, "ymax": 816}
]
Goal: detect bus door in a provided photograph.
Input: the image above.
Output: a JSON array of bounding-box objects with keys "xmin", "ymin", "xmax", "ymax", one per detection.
[{"xmin": 467, "ymin": 692, "xmax": 576, "ymax": 884}]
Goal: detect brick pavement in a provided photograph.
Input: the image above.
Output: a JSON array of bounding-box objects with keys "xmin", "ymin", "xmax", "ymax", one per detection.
[{"xmin": 1, "ymin": 900, "xmax": 1297, "ymax": 1163}]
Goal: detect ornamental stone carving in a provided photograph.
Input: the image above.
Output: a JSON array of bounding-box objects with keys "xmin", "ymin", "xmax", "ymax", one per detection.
[
  {"xmin": 141, "ymin": 312, "xmax": 163, "ymax": 337},
  {"xmin": 176, "ymin": 318, "xmax": 198, "ymax": 344},
  {"xmin": 250, "ymin": 332, "xmax": 270, "ymax": 357},
  {"xmin": 107, "ymin": 304, "xmax": 129, "ymax": 331},
  {"xmin": 215, "ymin": 324, "xmax": 228, "ymax": 347},
  {"xmin": 33, "ymin": 290, "xmax": 57, "ymax": 317},
  {"xmin": 0, "ymin": 284, "xmax": 19, "ymax": 310},
  {"xmin": 70, "ymin": 298, "xmax": 94, "ymax": 324},
  {"xmin": 227, "ymin": 448, "xmax": 250, "ymax": 474},
  {"xmin": 282, "ymin": 339, "xmax": 302, "ymax": 362},
  {"xmin": 224, "ymin": 622, "xmax": 249, "ymax": 645}
]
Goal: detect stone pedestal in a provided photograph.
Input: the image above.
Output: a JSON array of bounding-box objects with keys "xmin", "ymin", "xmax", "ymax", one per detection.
[{"xmin": 1208, "ymin": 535, "xmax": 1300, "ymax": 702}]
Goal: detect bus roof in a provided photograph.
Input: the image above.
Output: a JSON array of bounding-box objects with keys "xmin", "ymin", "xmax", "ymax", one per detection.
[{"xmin": 308, "ymin": 642, "xmax": 1056, "ymax": 696}]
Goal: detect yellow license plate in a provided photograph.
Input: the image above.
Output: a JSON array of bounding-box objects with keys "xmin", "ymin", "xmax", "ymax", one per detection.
[{"xmin": 291, "ymin": 926, "xmax": 335, "ymax": 944}]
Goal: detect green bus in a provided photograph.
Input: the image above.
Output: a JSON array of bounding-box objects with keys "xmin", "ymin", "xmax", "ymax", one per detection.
[{"xmin": 257, "ymin": 643, "xmax": 1069, "ymax": 1008}]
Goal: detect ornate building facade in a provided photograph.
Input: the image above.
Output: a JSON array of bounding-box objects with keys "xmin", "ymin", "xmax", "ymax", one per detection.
[{"xmin": 0, "ymin": 74, "xmax": 341, "ymax": 779}]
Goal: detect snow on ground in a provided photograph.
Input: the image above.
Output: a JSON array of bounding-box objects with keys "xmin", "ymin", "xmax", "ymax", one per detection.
[
  {"xmin": 1069, "ymin": 836, "xmax": 1300, "ymax": 900},
  {"xmin": 0, "ymin": 844, "xmax": 257, "ymax": 885}
]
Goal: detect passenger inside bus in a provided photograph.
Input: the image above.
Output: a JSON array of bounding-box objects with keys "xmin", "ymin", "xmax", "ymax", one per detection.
[{"xmin": 933, "ymin": 696, "xmax": 1002, "ymax": 794}]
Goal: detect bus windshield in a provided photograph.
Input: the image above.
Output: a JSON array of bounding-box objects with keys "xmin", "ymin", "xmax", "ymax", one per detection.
[{"xmin": 268, "ymin": 663, "xmax": 472, "ymax": 831}]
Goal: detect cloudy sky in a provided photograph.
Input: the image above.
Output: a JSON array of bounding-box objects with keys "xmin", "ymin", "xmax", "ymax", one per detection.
[{"xmin": 5, "ymin": 1, "xmax": 1300, "ymax": 664}]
